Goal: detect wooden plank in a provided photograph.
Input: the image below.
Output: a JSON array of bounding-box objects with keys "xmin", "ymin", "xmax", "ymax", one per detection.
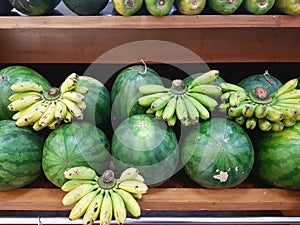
[{"xmin": 0, "ymin": 188, "xmax": 298, "ymax": 211}]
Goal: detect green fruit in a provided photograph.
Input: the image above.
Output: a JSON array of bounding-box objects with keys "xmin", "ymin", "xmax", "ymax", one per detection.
[
  {"xmin": 111, "ymin": 65, "xmax": 163, "ymax": 123},
  {"xmin": 181, "ymin": 118, "xmax": 254, "ymax": 189},
  {"xmin": 63, "ymin": 0, "xmax": 109, "ymax": 15},
  {"xmin": 256, "ymin": 122, "xmax": 300, "ymax": 189},
  {"xmin": 0, "ymin": 0, "xmax": 13, "ymax": 15},
  {"xmin": 42, "ymin": 122, "xmax": 110, "ymax": 187},
  {"xmin": 77, "ymin": 76, "xmax": 110, "ymax": 127},
  {"xmin": 184, "ymin": 73, "xmax": 225, "ymax": 86},
  {"xmin": 208, "ymin": 0, "xmax": 243, "ymax": 14},
  {"xmin": 175, "ymin": 0, "xmax": 206, "ymax": 15},
  {"xmin": 111, "ymin": 114, "xmax": 179, "ymax": 187},
  {"xmin": 0, "ymin": 66, "xmax": 51, "ymax": 120},
  {"xmin": 145, "ymin": 0, "xmax": 175, "ymax": 16},
  {"xmin": 8, "ymin": 0, "xmax": 61, "ymax": 15},
  {"xmin": 243, "ymin": 0, "xmax": 275, "ymax": 14},
  {"xmin": 112, "ymin": 0, "xmax": 144, "ymax": 16},
  {"xmin": 275, "ymin": 0, "xmax": 300, "ymax": 15},
  {"xmin": 0, "ymin": 120, "xmax": 44, "ymax": 190}
]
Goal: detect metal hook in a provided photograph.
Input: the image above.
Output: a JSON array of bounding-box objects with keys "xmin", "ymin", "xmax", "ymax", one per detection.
[{"xmin": 38, "ymin": 216, "xmax": 42, "ymax": 225}]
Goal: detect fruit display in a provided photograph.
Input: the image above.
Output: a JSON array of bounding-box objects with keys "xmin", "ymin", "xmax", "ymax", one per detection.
[
  {"xmin": 175, "ymin": 0, "xmax": 206, "ymax": 15},
  {"xmin": 63, "ymin": 0, "xmax": 109, "ymax": 15},
  {"xmin": 208, "ymin": 0, "xmax": 243, "ymax": 14},
  {"xmin": 112, "ymin": 0, "xmax": 144, "ymax": 16},
  {"xmin": 243, "ymin": 0, "xmax": 275, "ymax": 14},
  {"xmin": 8, "ymin": 0, "xmax": 61, "ymax": 15},
  {"xmin": 111, "ymin": 114, "xmax": 179, "ymax": 186},
  {"xmin": 7, "ymin": 73, "xmax": 89, "ymax": 131},
  {"xmin": 138, "ymin": 70, "xmax": 221, "ymax": 126},
  {"xmin": 219, "ymin": 78, "xmax": 300, "ymax": 131},
  {"xmin": 61, "ymin": 166, "xmax": 148, "ymax": 225},
  {"xmin": 111, "ymin": 64, "xmax": 163, "ymax": 124},
  {"xmin": 255, "ymin": 122, "xmax": 300, "ymax": 189},
  {"xmin": 0, "ymin": 0, "xmax": 13, "ymax": 15},
  {"xmin": 145, "ymin": 0, "xmax": 175, "ymax": 16},
  {"xmin": 181, "ymin": 118, "xmax": 255, "ymax": 189},
  {"xmin": 0, "ymin": 120, "xmax": 44, "ymax": 190},
  {"xmin": 0, "ymin": 66, "xmax": 51, "ymax": 121},
  {"xmin": 42, "ymin": 122, "xmax": 110, "ymax": 187}
]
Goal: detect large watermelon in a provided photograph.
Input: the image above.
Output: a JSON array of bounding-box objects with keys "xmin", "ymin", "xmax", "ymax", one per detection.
[
  {"xmin": 181, "ymin": 118, "xmax": 254, "ymax": 189},
  {"xmin": 8, "ymin": 0, "xmax": 61, "ymax": 15},
  {"xmin": 255, "ymin": 122, "xmax": 300, "ymax": 189},
  {"xmin": 0, "ymin": 0, "xmax": 13, "ymax": 15},
  {"xmin": 42, "ymin": 122, "xmax": 110, "ymax": 187},
  {"xmin": 111, "ymin": 65, "xmax": 163, "ymax": 124},
  {"xmin": 0, "ymin": 120, "xmax": 44, "ymax": 190},
  {"xmin": 63, "ymin": 0, "xmax": 109, "ymax": 15},
  {"xmin": 0, "ymin": 66, "xmax": 51, "ymax": 120},
  {"xmin": 111, "ymin": 114, "xmax": 179, "ymax": 186},
  {"xmin": 77, "ymin": 76, "xmax": 110, "ymax": 127}
]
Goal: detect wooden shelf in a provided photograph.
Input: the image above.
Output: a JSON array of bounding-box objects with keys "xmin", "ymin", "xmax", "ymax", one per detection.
[{"xmin": 0, "ymin": 15, "xmax": 300, "ymax": 64}]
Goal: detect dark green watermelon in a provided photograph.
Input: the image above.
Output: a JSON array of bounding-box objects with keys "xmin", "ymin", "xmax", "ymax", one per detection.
[
  {"xmin": 77, "ymin": 76, "xmax": 110, "ymax": 127},
  {"xmin": 238, "ymin": 72, "xmax": 282, "ymax": 95},
  {"xmin": 9, "ymin": 0, "xmax": 61, "ymax": 15},
  {"xmin": 181, "ymin": 118, "xmax": 254, "ymax": 189},
  {"xmin": 63, "ymin": 0, "xmax": 109, "ymax": 15},
  {"xmin": 42, "ymin": 122, "xmax": 110, "ymax": 187},
  {"xmin": 0, "ymin": 66, "xmax": 51, "ymax": 120},
  {"xmin": 111, "ymin": 114, "xmax": 179, "ymax": 186},
  {"xmin": 111, "ymin": 65, "xmax": 163, "ymax": 123},
  {"xmin": 0, "ymin": 0, "xmax": 13, "ymax": 15},
  {"xmin": 256, "ymin": 122, "xmax": 300, "ymax": 189},
  {"xmin": 0, "ymin": 120, "xmax": 44, "ymax": 190}
]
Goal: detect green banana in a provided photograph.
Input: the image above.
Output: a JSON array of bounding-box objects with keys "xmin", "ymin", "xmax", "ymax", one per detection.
[
  {"xmin": 82, "ymin": 190, "xmax": 104, "ymax": 225},
  {"xmin": 132, "ymin": 193, "xmax": 143, "ymax": 199},
  {"xmin": 111, "ymin": 190, "xmax": 127, "ymax": 224},
  {"xmin": 218, "ymin": 102, "xmax": 230, "ymax": 113},
  {"xmin": 151, "ymin": 94, "xmax": 172, "ymax": 111},
  {"xmin": 185, "ymin": 95, "xmax": 210, "ymax": 120},
  {"xmin": 7, "ymin": 95, "xmax": 42, "ymax": 111},
  {"xmin": 227, "ymin": 106, "xmax": 243, "ymax": 117},
  {"xmin": 272, "ymin": 78, "xmax": 298, "ymax": 98},
  {"xmin": 220, "ymin": 91, "xmax": 234, "ymax": 103},
  {"xmin": 283, "ymin": 117, "xmax": 297, "ymax": 127},
  {"xmin": 245, "ymin": 117, "xmax": 257, "ymax": 130},
  {"xmin": 220, "ymin": 82, "xmax": 245, "ymax": 92},
  {"xmin": 11, "ymin": 81, "xmax": 44, "ymax": 93},
  {"xmin": 275, "ymin": 89, "xmax": 300, "ymax": 100},
  {"xmin": 138, "ymin": 93, "xmax": 167, "ymax": 107},
  {"xmin": 61, "ymin": 179, "xmax": 97, "ymax": 192},
  {"xmin": 176, "ymin": 96, "xmax": 188, "ymax": 123},
  {"xmin": 265, "ymin": 106, "xmax": 284, "ymax": 122},
  {"xmin": 182, "ymin": 95, "xmax": 199, "ymax": 124},
  {"xmin": 271, "ymin": 105, "xmax": 296, "ymax": 119},
  {"xmin": 139, "ymin": 84, "xmax": 168, "ymax": 94},
  {"xmin": 187, "ymin": 92, "xmax": 218, "ymax": 110},
  {"xmin": 271, "ymin": 121, "xmax": 284, "ymax": 132},
  {"xmin": 118, "ymin": 180, "xmax": 148, "ymax": 194},
  {"xmin": 64, "ymin": 166, "xmax": 98, "ymax": 180},
  {"xmin": 167, "ymin": 114, "xmax": 177, "ymax": 127},
  {"xmin": 258, "ymin": 118, "xmax": 272, "ymax": 131},
  {"xmin": 188, "ymin": 84, "xmax": 222, "ymax": 97},
  {"xmin": 162, "ymin": 95, "xmax": 177, "ymax": 121},
  {"xmin": 241, "ymin": 103, "xmax": 256, "ymax": 118},
  {"xmin": 228, "ymin": 91, "xmax": 247, "ymax": 107},
  {"xmin": 188, "ymin": 70, "xmax": 220, "ymax": 88},
  {"xmin": 155, "ymin": 108, "xmax": 164, "ymax": 119},
  {"xmin": 254, "ymin": 104, "xmax": 268, "ymax": 119},
  {"xmin": 276, "ymin": 98, "xmax": 300, "ymax": 105},
  {"xmin": 235, "ymin": 115, "xmax": 246, "ymax": 125},
  {"xmin": 114, "ymin": 188, "xmax": 141, "ymax": 218},
  {"xmin": 62, "ymin": 183, "xmax": 98, "ymax": 206},
  {"xmin": 99, "ymin": 190, "xmax": 113, "ymax": 225},
  {"xmin": 8, "ymin": 91, "xmax": 41, "ymax": 102}
]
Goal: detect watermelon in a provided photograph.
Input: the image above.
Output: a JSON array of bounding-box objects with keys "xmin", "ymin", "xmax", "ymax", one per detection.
[
  {"xmin": 181, "ymin": 118, "xmax": 254, "ymax": 189},
  {"xmin": 42, "ymin": 122, "xmax": 110, "ymax": 188},
  {"xmin": 255, "ymin": 122, "xmax": 300, "ymax": 189},
  {"xmin": 0, "ymin": 120, "xmax": 44, "ymax": 190},
  {"xmin": 0, "ymin": 66, "xmax": 51, "ymax": 120},
  {"xmin": 8, "ymin": 0, "xmax": 61, "ymax": 15},
  {"xmin": 77, "ymin": 76, "xmax": 110, "ymax": 127},
  {"xmin": 63, "ymin": 0, "xmax": 109, "ymax": 15},
  {"xmin": 237, "ymin": 72, "xmax": 282, "ymax": 95},
  {"xmin": 111, "ymin": 114, "xmax": 179, "ymax": 186},
  {"xmin": 0, "ymin": 0, "xmax": 13, "ymax": 15},
  {"xmin": 111, "ymin": 65, "xmax": 163, "ymax": 124}
]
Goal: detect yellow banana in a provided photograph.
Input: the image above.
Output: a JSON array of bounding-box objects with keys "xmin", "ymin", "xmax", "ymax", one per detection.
[
  {"xmin": 265, "ymin": 106, "xmax": 284, "ymax": 122},
  {"xmin": 55, "ymin": 100, "xmax": 68, "ymax": 120},
  {"xmin": 138, "ymin": 84, "xmax": 168, "ymax": 94},
  {"xmin": 99, "ymin": 190, "xmax": 113, "ymax": 225},
  {"xmin": 258, "ymin": 118, "xmax": 272, "ymax": 131},
  {"xmin": 187, "ymin": 92, "xmax": 218, "ymax": 110},
  {"xmin": 8, "ymin": 91, "xmax": 41, "ymax": 102},
  {"xmin": 188, "ymin": 70, "xmax": 220, "ymax": 88},
  {"xmin": 82, "ymin": 190, "xmax": 104, "ymax": 225},
  {"xmin": 7, "ymin": 95, "xmax": 42, "ymax": 111},
  {"xmin": 110, "ymin": 190, "xmax": 127, "ymax": 224},
  {"xmin": 60, "ymin": 98, "xmax": 84, "ymax": 120},
  {"xmin": 118, "ymin": 167, "xmax": 143, "ymax": 183},
  {"xmin": 60, "ymin": 73, "xmax": 79, "ymax": 94},
  {"xmin": 48, "ymin": 118, "xmax": 62, "ymax": 129},
  {"xmin": 32, "ymin": 121, "xmax": 45, "ymax": 131},
  {"xmin": 114, "ymin": 189, "xmax": 141, "ymax": 218},
  {"xmin": 138, "ymin": 93, "xmax": 167, "ymax": 106},
  {"xmin": 272, "ymin": 78, "xmax": 298, "ymax": 97},
  {"xmin": 185, "ymin": 94, "xmax": 210, "ymax": 120},
  {"xmin": 74, "ymin": 85, "xmax": 89, "ymax": 95},
  {"xmin": 271, "ymin": 121, "xmax": 284, "ymax": 132},
  {"xmin": 118, "ymin": 180, "xmax": 148, "ymax": 194},
  {"xmin": 69, "ymin": 189, "xmax": 100, "ymax": 220},
  {"xmin": 182, "ymin": 95, "xmax": 199, "ymax": 124},
  {"xmin": 62, "ymin": 183, "xmax": 98, "ymax": 206},
  {"xmin": 64, "ymin": 166, "xmax": 98, "ymax": 180},
  {"xmin": 38, "ymin": 101, "xmax": 56, "ymax": 126},
  {"xmin": 64, "ymin": 111, "xmax": 73, "ymax": 123},
  {"xmin": 12, "ymin": 100, "xmax": 44, "ymax": 120},
  {"xmin": 254, "ymin": 104, "xmax": 268, "ymax": 119},
  {"xmin": 188, "ymin": 84, "xmax": 222, "ymax": 97},
  {"xmin": 62, "ymin": 91, "xmax": 85, "ymax": 103},
  {"xmin": 245, "ymin": 117, "xmax": 257, "ymax": 130},
  {"xmin": 11, "ymin": 81, "xmax": 44, "ymax": 93},
  {"xmin": 77, "ymin": 101, "xmax": 87, "ymax": 111},
  {"xmin": 61, "ymin": 179, "xmax": 97, "ymax": 192},
  {"xmin": 175, "ymin": 95, "xmax": 188, "ymax": 123},
  {"xmin": 162, "ymin": 95, "xmax": 177, "ymax": 121}
]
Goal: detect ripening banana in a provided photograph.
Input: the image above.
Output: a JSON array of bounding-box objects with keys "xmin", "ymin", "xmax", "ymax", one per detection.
[
  {"xmin": 245, "ymin": 117, "xmax": 257, "ymax": 130},
  {"xmin": 176, "ymin": 95, "xmax": 189, "ymax": 125},
  {"xmin": 220, "ymin": 82, "xmax": 245, "ymax": 92},
  {"xmin": 235, "ymin": 115, "xmax": 246, "ymax": 126},
  {"xmin": 10, "ymin": 81, "xmax": 44, "ymax": 93},
  {"xmin": 38, "ymin": 101, "xmax": 56, "ymax": 126},
  {"xmin": 48, "ymin": 119, "xmax": 62, "ymax": 129},
  {"xmin": 74, "ymin": 86, "xmax": 89, "ymax": 95},
  {"xmin": 241, "ymin": 103, "xmax": 256, "ymax": 118},
  {"xmin": 60, "ymin": 73, "xmax": 79, "ymax": 94},
  {"xmin": 7, "ymin": 95, "xmax": 42, "ymax": 111},
  {"xmin": 99, "ymin": 190, "xmax": 113, "ymax": 225},
  {"xmin": 82, "ymin": 190, "xmax": 104, "ymax": 225},
  {"xmin": 62, "ymin": 183, "xmax": 98, "ymax": 206},
  {"xmin": 275, "ymin": 89, "xmax": 300, "ymax": 100},
  {"xmin": 254, "ymin": 104, "xmax": 268, "ymax": 119},
  {"xmin": 151, "ymin": 94, "xmax": 173, "ymax": 111},
  {"xmin": 64, "ymin": 166, "xmax": 99, "ymax": 180},
  {"xmin": 139, "ymin": 84, "xmax": 168, "ymax": 94},
  {"xmin": 8, "ymin": 91, "xmax": 42, "ymax": 102},
  {"xmin": 60, "ymin": 98, "xmax": 84, "ymax": 120},
  {"xmin": 283, "ymin": 117, "xmax": 297, "ymax": 127},
  {"xmin": 118, "ymin": 167, "xmax": 141, "ymax": 183},
  {"xmin": 187, "ymin": 92, "xmax": 218, "ymax": 110},
  {"xmin": 167, "ymin": 114, "xmax": 177, "ymax": 127},
  {"xmin": 182, "ymin": 95, "xmax": 199, "ymax": 124},
  {"xmin": 265, "ymin": 106, "xmax": 284, "ymax": 122},
  {"xmin": 62, "ymin": 91, "xmax": 85, "ymax": 103},
  {"xmin": 12, "ymin": 100, "xmax": 45, "ymax": 120},
  {"xmin": 162, "ymin": 95, "xmax": 177, "ymax": 121},
  {"xmin": 188, "ymin": 84, "xmax": 222, "ymax": 96},
  {"xmin": 188, "ymin": 70, "xmax": 220, "ymax": 88},
  {"xmin": 61, "ymin": 179, "xmax": 98, "ymax": 192},
  {"xmin": 271, "ymin": 121, "xmax": 285, "ymax": 132},
  {"xmin": 138, "ymin": 92, "xmax": 168, "ymax": 107},
  {"xmin": 229, "ymin": 91, "xmax": 247, "ymax": 107},
  {"xmin": 117, "ymin": 180, "xmax": 148, "ymax": 194},
  {"xmin": 272, "ymin": 78, "xmax": 298, "ymax": 98},
  {"xmin": 114, "ymin": 188, "xmax": 141, "ymax": 218},
  {"xmin": 110, "ymin": 190, "xmax": 127, "ymax": 224},
  {"xmin": 55, "ymin": 100, "xmax": 68, "ymax": 120},
  {"xmin": 258, "ymin": 118, "xmax": 272, "ymax": 132}
]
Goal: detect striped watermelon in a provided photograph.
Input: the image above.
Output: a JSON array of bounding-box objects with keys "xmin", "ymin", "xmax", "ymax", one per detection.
[
  {"xmin": 181, "ymin": 118, "xmax": 255, "ymax": 189},
  {"xmin": 8, "ymin": 0, "xmax": 61, "ymax": 15},
  {"xmin": 0, "ymin": 120, "xmax": 44, "ymax": 190},
  {"xmin": 42, "ymin": 122, "xmax": 110, "ymax": 188},
  {"xmin": 111, "ymin": 114, "xmax": 179, "ymax": 186}
]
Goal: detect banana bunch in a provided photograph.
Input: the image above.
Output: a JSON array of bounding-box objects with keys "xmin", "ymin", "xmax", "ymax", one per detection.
[
  {"xmin": 219, "ymin": 78, "xmax": 300, "ymax": 131},
  {"xmin": 138, "ymin": 70, "xmax": 222, "ymax": 126},
  {"xmin": 61, "ymin": 166, "xmax": 148, "ymax": 225},
  {"xmin": 7, "ymin": 73, "xmax": 88, "ymax": 131}
]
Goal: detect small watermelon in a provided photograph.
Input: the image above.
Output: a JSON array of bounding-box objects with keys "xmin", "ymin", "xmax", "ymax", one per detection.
[
  {"xmin": 9, "ymin": 0, "xmax": 61, "ymax": 15},
  {"xmin": 42, "ymin": 122, "xmax": 110, "ymax": 187},
  {"xmin": 181, "ymin": 118, "xmax": 254, "ymax": 189},
  {"xmin": 63, "ymin": 0, "xmax": 109, "ymax": 15},
  {"xmin": 256, "ymin": 122, "xmax": 300, "ymax": 189},
  {"xmin": 0, "ymin": 120, "xmax": 44, "ymax": 190},
  {"xmin": 111, "ymin": 114, "xmax": 179, "ymax": 186}
]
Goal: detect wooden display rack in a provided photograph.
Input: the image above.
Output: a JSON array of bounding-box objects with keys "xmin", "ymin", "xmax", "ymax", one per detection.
[{"xmin": 0, "ymin": 15, "xmax": 299, "ymax": 218}]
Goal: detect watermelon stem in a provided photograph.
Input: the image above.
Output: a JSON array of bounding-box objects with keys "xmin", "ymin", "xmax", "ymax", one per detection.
[{"xmin": 137, "ymin": 59, "xmax": 148, "ymax": 75}]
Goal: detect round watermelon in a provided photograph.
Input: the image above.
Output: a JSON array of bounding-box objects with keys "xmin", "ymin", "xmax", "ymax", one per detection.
[
  {"xmin": 9, "ymin": 0, "xmax": 61, "ymax": 15},
  {"xmin": 111, "ymin": 65, "xmax": 163, "ymax": 124},
  {"xmin": 181, "ymin": 118, "xmax": 254, "ymax": 189},
  {"xmin": 111, "ymin": 114, "xmax": 179, "ymax": 186},
  {"xmin": 77, "ymin": 76, "xmax": 110, "ymax": 127},
  {"xmin": 0, "ymin": 0, "xmax": 13, "ymax": 15},
  {"xmin": 63, "ymin": 0, "xmax": 109, "ymax": 15},
  {"xmin": 0, "ymin": 66, "xmax": 51, "ymax": 120},
  {"xmin": 42, "ymin": 122, "xmax": 110, "ymax": 188},
  {"xmin": 0, "ymin": 120, "xmax": 44, "ymax": 190},
  {"xmin": 256, "ymin": 122, "xmax": 300, "ymax": 189}
]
